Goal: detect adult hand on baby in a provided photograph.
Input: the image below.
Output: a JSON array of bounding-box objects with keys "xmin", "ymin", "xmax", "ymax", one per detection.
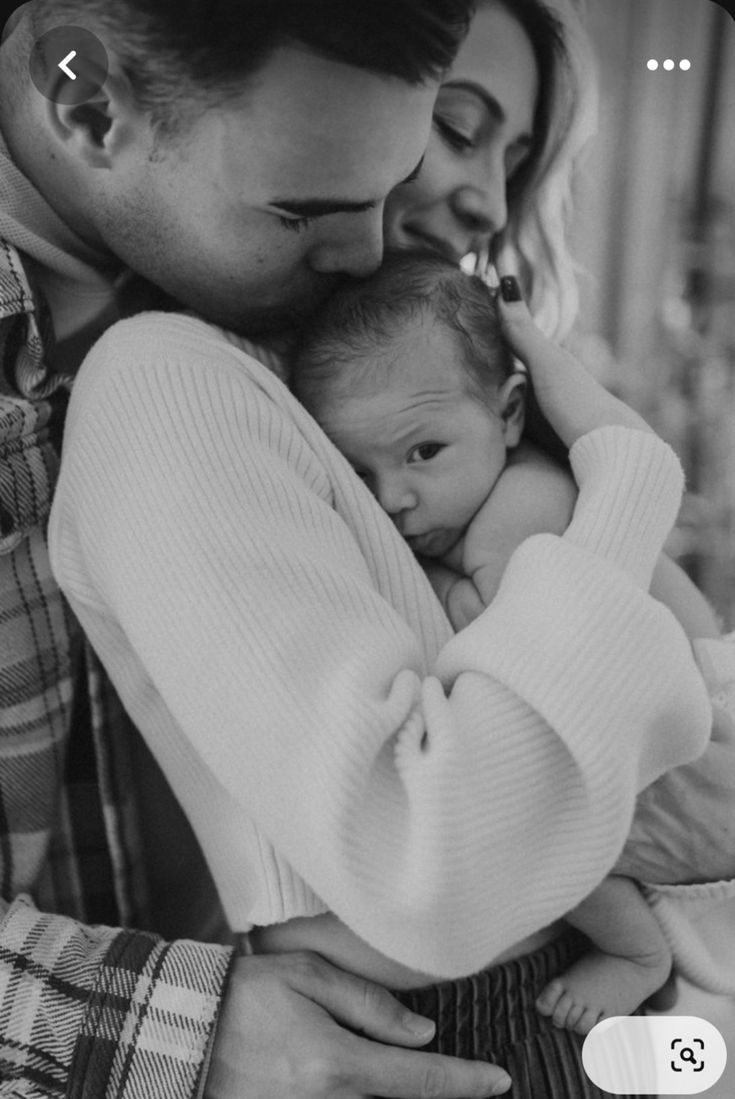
[
  {"xmin": 497, "ymin": 276, "xmax": 651, "ymax": 448},
  {"xmin": 206, "ymin": 952, "xmax": 511, "ymax": 1099}
]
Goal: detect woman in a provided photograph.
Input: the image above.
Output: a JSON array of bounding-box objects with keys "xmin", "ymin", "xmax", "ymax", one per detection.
[{"xmin": 385, "ymin": 0, "xmax": 596, "ymax": 342}]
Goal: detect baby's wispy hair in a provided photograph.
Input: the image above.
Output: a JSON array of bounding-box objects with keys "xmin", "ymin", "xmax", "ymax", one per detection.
[{"xmin": 292, "ymin": 251, "xmax": 515, "ymax": 417}]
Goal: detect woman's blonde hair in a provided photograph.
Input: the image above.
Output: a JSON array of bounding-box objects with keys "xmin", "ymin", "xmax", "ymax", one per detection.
[{"xmin": 489, "ymin": 0, "xmax": 598, "ymax": 341}]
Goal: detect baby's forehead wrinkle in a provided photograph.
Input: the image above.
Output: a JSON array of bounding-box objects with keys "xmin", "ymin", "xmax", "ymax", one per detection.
[
  {"xmin": 347, "ymin": 393, "xmax": 457, "ymax": 442},
  {"xmin": 400, "ymin": 390, "xmax": 459, "ymax": 408}
]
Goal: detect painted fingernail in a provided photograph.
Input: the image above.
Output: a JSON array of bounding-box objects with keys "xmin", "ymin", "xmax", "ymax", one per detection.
[{"xmin": 500, "ymin": 276, "xmax": 522, "ymax": 302}]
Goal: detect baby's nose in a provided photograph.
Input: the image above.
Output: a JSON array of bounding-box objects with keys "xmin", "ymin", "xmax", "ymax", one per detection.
[{"xmin": 376, "ymin": 476, "xmax": 417, "ymax": 516}]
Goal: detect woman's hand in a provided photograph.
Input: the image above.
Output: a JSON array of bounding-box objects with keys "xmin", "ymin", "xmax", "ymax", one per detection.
[{"xmin": 497, "ymin": 277, "xmax": 651, "ymax": 449}]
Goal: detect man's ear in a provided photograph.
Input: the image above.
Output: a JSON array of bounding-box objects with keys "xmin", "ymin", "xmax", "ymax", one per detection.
[
  {"xmin": 498, "ymin": 372, "xmax": 527, "ymax": 447},
  {"xmin": 47, "ymin": 69, "xmax": 141, "ymax": 170}
]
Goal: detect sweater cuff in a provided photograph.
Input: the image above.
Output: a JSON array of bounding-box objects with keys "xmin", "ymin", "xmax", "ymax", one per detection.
[{"xmin": 565, "ymin": 427, "xmax": 684, "ymax": 587}]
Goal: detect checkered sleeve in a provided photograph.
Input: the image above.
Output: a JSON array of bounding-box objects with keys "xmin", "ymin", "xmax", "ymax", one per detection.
[{"xmin": 0, "ymin": 895, "xmax": 233, "ymax": 1099}]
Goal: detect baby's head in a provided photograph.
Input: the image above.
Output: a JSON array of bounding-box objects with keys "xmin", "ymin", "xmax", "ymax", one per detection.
[{"xmin": 293, "ymin": 252, "xmax": 526, "ymax": 558}]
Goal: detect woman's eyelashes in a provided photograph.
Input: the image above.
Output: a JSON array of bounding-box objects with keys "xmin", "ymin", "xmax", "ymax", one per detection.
[
  {"xmin": 433, "ymin": 109, "xmax": 532, "ymax": 184},
  {"xmin": 433, "ymin": 115, "xmax": 476, "ymax": 152}
]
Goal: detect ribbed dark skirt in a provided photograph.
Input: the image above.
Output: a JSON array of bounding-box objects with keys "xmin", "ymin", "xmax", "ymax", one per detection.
[{"xmin": 394, "ymin": 931, "xmax": 643, "ymax": 1098}]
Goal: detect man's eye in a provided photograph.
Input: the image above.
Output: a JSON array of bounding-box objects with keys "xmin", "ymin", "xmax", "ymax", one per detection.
[
  {"xmin": 278, "ymin": 215, "xmax": 316, "ymax": 233},
  {"xmin": 433, "ymin": 117, "xmax": 475, "ymax": 152},
  {"xmin": 408, "ymin": 442, "xmax": 443, "ymax": 463}
]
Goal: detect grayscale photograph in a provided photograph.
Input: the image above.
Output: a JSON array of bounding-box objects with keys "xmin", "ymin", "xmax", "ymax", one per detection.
[{"xmin": 0, "ymin": 2, "xmax": 733, "ymax": 1096}]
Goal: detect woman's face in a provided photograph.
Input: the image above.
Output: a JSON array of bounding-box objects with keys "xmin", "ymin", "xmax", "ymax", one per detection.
[{"xmin": 384, "ymin": 2, "xmax": 540, "ymax": 264}]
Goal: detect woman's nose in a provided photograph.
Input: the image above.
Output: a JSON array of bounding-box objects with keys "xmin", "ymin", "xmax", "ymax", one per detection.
[
  {"xmin": 309, "ymin": 210, "xmax": 385, "ymax": 278},
  {"xmin": 449, "ymin": 161, "xmax": 509, "ymax": 243}
]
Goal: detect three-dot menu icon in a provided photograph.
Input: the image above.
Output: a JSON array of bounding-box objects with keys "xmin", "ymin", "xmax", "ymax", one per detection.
[{"xmin": 647, "ymin": 58, "xmax": 692, "ymax": 70}]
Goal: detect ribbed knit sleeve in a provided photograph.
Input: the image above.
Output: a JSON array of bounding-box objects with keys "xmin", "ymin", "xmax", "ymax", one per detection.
[
  {"xmin": 564, "ymin": 426, "xmax": 684, "ymax": 585},
  {"xmin": 49, "ymin": 314, "xmax": 712, "ymax": 978}
]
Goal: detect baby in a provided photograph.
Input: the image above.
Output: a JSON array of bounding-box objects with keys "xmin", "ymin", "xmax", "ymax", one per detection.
[
  {"xmin": 293, "ymin": 252, "xmax": 579, "ymax": 623},
  {"xmin": 292, "ymin": 251, "xmax": 734, "ymax": 1034}
]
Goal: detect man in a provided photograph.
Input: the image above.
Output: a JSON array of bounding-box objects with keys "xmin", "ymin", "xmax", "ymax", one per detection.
[{"xmin": 0, "ymin": 3, "xmax": 510, "ymax": 1097}]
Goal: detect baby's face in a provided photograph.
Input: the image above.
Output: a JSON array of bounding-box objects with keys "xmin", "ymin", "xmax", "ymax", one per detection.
[{"xmin": 319, "ymin": 317, "xmax": 510, "ymax": 558}]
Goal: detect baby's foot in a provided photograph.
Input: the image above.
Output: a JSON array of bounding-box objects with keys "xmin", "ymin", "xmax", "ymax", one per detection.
[{"xmin": 535, "ymin": 948, "xmax": 671, "ymax": 1035}]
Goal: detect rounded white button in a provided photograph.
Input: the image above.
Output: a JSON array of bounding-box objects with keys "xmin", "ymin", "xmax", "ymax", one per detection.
[
  {"xmin": 29, "ymin": 26, "xmax": 109, "ymax": 105},
  {"xmin": 582, "ymin": 1016, "xmax": 727, "ymax": 1094}
]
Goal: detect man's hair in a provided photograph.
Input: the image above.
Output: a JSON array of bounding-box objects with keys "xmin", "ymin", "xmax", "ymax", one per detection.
[
  {"xmin": 292, "ymin": 252, "xmax": 515, "ymax": 418},
  {"xmin": 32, "ymin": 1, "xmax": 475, "ymax": 133}
]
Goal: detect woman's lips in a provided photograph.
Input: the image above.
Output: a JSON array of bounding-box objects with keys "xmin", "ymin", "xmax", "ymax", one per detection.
[{"xmin": 394, "ymin": 228, "xmax": 465, "ymax": 266}]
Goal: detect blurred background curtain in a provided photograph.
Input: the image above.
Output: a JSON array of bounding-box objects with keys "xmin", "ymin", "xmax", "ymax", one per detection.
[{"xmin": 570, "ymin": 0, "xmax": 735, "ymax": 626}]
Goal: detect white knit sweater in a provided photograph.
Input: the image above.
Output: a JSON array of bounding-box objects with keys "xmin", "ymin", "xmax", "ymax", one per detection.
[{"xmin": 49, "ymin": 312, "xmax": 712, "ymax": 978}]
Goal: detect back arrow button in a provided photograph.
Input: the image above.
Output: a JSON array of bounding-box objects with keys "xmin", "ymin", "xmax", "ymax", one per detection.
[{"xmin": 58, "ymin": 50, "xmax": 78, "ymax": 80}]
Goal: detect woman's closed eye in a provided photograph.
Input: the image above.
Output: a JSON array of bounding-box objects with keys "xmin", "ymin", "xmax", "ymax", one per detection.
[
  {"xmin": 407, "ymin": 442, "xmax": 444, "ymax": 463},
  {"xmin": 433, "ymin": 116, "xmax": 475, "ymax": 152}
]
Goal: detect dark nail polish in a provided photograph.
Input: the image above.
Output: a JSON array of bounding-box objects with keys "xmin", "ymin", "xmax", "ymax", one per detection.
[{"xmin": 500, "ymin": 276, "xmax": 522, "ymax": 302}]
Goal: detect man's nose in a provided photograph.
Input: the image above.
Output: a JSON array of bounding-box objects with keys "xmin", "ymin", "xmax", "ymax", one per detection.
[{"xmin": 308, "ymin": 209, "xmax": 385, "ymax": 278}]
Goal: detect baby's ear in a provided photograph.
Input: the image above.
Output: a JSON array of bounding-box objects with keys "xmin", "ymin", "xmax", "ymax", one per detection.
[{"xmin": 499, "ymin": 372, "xmax": 526, "ymax": 447}]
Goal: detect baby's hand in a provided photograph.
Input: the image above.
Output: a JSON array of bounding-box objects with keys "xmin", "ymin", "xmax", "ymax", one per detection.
[
  {"xmin": 497, "ymin": 278, "xmax": 651, "ymax": 448},
  {"xmin": 422, "ymin": 560, "xmax": 486, "ymax": 632}
]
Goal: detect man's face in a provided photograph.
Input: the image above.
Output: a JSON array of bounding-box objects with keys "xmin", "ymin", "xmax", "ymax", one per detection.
[{"xmin": 97, "ymin": 47, "xmax": 437, "ymax": 334}]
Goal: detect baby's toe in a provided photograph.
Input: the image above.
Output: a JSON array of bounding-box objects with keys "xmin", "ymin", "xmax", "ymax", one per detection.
[
  {"xmin": 551, "ymin": 990, "xmax": 578, "ymax": 1029},
  {"xmin": 536, "ymin": 978, "xmax": 565, "ymax": 1017},
  {"xmin": 565, "ymin": 1001, "xmax": 586, "ymax": 1030},
  {"xmin": 574, "ymin": 1005, "xmax": 605, "ymax": 1036}
]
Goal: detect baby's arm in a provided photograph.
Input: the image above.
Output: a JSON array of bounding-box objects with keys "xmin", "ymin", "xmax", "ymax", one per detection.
[
  {"xmin": 424, "ymin": 442, "xmax": 577, "ymax": 630},
  {"xmin": 463, "ymin": 442, "xmax": 577, "ymax": 606},
  {"xmin": 431, "ymin": 454, "xmax": 722, "ymax": 642},
  {"xmin": 473, "ymin": 463, "xmax": 723, "ymax": 640},
  {"xmin": 497, "ymin": 290, "xmax": 723, "ymax": 646}
]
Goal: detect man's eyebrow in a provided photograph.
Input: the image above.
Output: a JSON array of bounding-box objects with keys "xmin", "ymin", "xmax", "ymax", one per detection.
[{"xmin": 271, "ymin": 157, "xmax": 424, "ymax": 218}]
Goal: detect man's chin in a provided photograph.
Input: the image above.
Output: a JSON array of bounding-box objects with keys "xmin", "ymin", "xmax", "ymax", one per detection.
[{"xmin": 219, "ymin": 279, "xmax": 347, "ymax": 338}]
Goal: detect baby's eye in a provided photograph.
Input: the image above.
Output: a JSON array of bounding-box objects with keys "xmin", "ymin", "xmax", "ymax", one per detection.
[{"xmin": 408, "ymin": 442, "xmax": 443, "ymax": 463}]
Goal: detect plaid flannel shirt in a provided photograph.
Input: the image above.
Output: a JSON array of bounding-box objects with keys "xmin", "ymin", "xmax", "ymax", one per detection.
[{"xmin": 0, "ymin": 238, "xmax": 232, "ymax": 1097}]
